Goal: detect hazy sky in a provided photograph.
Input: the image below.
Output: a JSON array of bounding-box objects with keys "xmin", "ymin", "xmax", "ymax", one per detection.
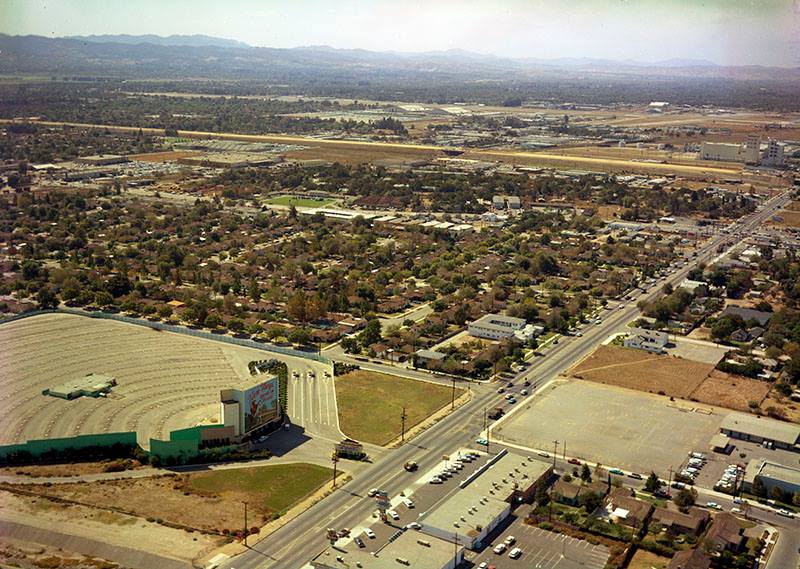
[{"xmin": 2, "ymin": 0, "xmax": 799, "ymax": 66}]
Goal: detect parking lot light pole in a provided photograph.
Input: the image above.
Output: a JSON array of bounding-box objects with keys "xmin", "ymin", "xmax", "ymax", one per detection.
[{"xmin": 552, "ymin": 440, "xmax": 559, "ymax": 471}]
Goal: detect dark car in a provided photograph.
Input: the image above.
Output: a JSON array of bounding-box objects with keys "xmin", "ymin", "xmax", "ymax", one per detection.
[{"xmin": 355, "ymin": 537, "xmax": 365, "ymax": 548}]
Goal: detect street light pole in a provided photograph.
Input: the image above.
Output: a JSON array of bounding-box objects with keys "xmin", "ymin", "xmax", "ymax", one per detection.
[
  {"xmin": 552, "ymin": 440, "xmax": 559, "ymax": 471},
  {"xmin": 332, "ymin": 450, "xmax": 339, "ymax": 488},
  {"xmin": 400, "ymin": 405, "xmax": 407, "ymax": 443},
  {"xmin": 243, "ymin": 501, "xmax": 248, "ymax": 547},
  {"xmin": 451, "ymin": 377, "xmax": 456, "ymax": 410}
]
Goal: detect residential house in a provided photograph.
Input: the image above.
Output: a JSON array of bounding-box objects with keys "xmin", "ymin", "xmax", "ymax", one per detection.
[
  {"xmin": 720, "ymin": 306, "xmax": 772, "ymax": 327},
  {"xmin": 606, "ymin": 487, "xmax": 653, "ymax": 528},
  {"xmin": 652, "ymin": 506, "xmax": 709, "ymax": 537},
  {"xmin": 667, "ymin": 549, "xmax": 711, "ymax": 569},
  {"xmin": 703, "ymin": 513, "xmax": 746, "ymax": 553}
]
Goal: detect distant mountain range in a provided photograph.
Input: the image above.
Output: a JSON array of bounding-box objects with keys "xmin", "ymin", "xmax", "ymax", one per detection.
[
  {"xmin": 0, "ymin": 33, "xmax": 796, "ymax": 83},
  {"xmin": 69, "ymin": 34, "xmax": 250, "ymax": 49}
]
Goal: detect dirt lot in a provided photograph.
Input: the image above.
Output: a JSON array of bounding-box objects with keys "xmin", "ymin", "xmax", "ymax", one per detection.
[
  {"xmin": 335, "ymin": 370, "xmax": 462, "ymax": 445},
  {"xmin": 762, "ymin": 391, "xmax": 800, "ymax": 423},
  {"xmin": 9, "ymin": 463, "xmax": 333, "ymax": 534},
  {"xmin": 0, "ymin": 459, "xmax": 144, "ymax": 479},
  {"xmin": 569, "ymin": 345, "xmax": 714, "ymax": 398},
  {"xmin": 771, "ymin": 201, "xmax": 800, "ymax": 228},
  {"xmin": 688, "ymin": 370, "xmax": 771, "ymax": 412},
  {"xmin": 627, "ymin": 549, "xmax": 669, "ymax": 569},
  {"xmin": 0, "ymin": 489, "xmax": 220, "ymax": 564},
  {"xmin": 0, "ymin": 537, "xmax": 122, "ymax": 569}
]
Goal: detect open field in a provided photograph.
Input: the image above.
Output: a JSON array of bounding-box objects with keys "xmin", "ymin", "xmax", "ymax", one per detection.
[
  {"xmin": 189, "ymin": 462, "xmax": 334, "ymax": 516},
  {"xmin": 0, "ymin": 313, "xmax": 312, "ymax": 447},
  {"xmin": 10, "ymin": 463, "xmax": 332, "ymax": 534},
  {"xmin": 569, "ymin": 345, "xmax": 714, "ymax": 398},
  {"xmin": 493, "ymin": 380, "xmax": 725, "ymax": 474},
  {"xmin": 335, "ymin": 370, "xmax": 462, "ymax": 445},
  {"xmin": 263, "ymin": 194, "xmax": 336, "ymax": 208},
  {"xmin": 627, "ymin": 549, "xmax": 670, "ymax": 569},
  {"xmin": 770, "ymin": 201, "xmax": 800, "ymax": 228},
  {"xmin": 688, "ymin": 370, "xmax": 771, "ymax": 412},
  {"xmin": 666, "ymin": 339, "xmax": 731, "ymax": 364}
]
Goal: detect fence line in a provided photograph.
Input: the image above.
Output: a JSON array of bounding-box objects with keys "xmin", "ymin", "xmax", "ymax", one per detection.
[{"xmin": 2, "ymin": 307, "xmax": 332, "ymax": 365}]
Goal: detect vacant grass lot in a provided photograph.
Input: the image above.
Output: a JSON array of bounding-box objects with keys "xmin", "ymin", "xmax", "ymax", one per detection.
[
  {"xmin": 264, "ymin": 195, "xmax": 335, "ymax": 208},
  {"xmin": 189, "ymin": 463, "xmax": 334, "ymax": 515},
  {"xmin": 335, "ymin": 371, "xmax": 461, "ymax": 445},
  {"xmin": 628, "ymin": 549, "xmax": 669, "ymax": 569}
]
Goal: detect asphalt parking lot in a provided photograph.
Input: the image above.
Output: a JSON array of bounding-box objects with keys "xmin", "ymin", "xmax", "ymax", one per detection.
[
  {"xmin": 666, "ymin": 339, "xmax": 731, "ymax": 364},
  {"xmin": 692, "ymin": 439, "xmax": 800, "ymax": 490},
  {"xmin": 468, "ymin": 519, "xmax": 609, "ymax": 569},
  {"xmin": 493, "ymin": 380, "xmax": 723, "ymax": 477}
]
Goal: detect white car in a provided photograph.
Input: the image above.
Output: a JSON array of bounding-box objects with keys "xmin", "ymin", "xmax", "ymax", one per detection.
[
  {"xmin": 364, "ymin": 528, "xmax": 376, "ymax": 539},
  {"xmin": 776, "ymin": 509, "xmax": 795, "ymax": 518},
  {"xmin": 509, "ymin": 547, "xmax": 522, "ymax": 559},
  {"xmin": 406, "ymin": 522, "xmax": 421, "ymax": 530},
  {"xmin": 478, "ymin": 563, "xmax": 488, "ymax": 569},
  {"xmin": 504, "ymin": 535, "xmax": 516, "ymax": 546},
  {"xmin": 493, "ymin": 543, "xmax": 506, "ymax": 554},
  {"xmin": 388, "ymin": 510, "xmax": 400, "ymax": 520},
  {"xmin": 429, "ymin": 477, "xmax": 443, "ymax": 484}
]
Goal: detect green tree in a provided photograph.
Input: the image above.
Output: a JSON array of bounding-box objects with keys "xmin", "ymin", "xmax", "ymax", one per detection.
[
  {"xmin": 341, "ymin": 336, "xmax": 360, "ymax": 354},
  {"xmin": 158, "ymin": 305, "xmax": 173, "ymax": 319},
  {"xmin": 580, "ymin": 463, "xmax": 592, "ymax": 482},
  {"xmin": 36, "ymin": 286, "xmax": 58, "ymax": 309},
  {"xmin": 205, "ymin": 312, "xmax": 222, "ymax": 329},
  {"xmin": 288, "ymin": 327, "xmax": 311, "ymax": 346},
  {"xmin": 673, "ymin": 488, "xmax": 697, "ymax": 512},
  {"xmin": 358, "ymin": 318, "xmax": 382, "ymax": 348},
  {"xmin": 644, "ymin": 472, "xmax": 662, "ymax": 493}
]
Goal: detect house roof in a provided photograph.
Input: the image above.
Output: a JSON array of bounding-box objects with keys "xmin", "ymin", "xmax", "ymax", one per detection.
[
  {"xmin": 608, "ymin": 488, "xmax": 653, "ymax": 522},
  {"xmin": 668, "ymin": 548, "xmax": 711, "ymax": 569},
  {"xmin": 720, "ymin": 306, "xmax": 772, "ymax": 326},
  {"xmin": 704, "ymin": 513, "xmax": 744, "ymax": 549},
  {"xmin": 653, "ymin": 506, "xmax": 709, "ymax": 532}
]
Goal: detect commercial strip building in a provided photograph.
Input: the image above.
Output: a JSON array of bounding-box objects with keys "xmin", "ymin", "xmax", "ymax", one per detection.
[
  {"xmin": 623, "ymin": 328, "xmax": 669, "ymax": 354},
  {"xmin": 467, "ymin": 313, "xmax": 539, "ymax": 342},
  {"xmin": 743, "ymin": 459, "xmax": 800, "ymax": 496},
  {"xmin": 719, "ymin": 412, "xmax": 800, "ymax": 451},
  {"xmin": 418, "ymin": 450, "xmax": 552, "ymax": 549},
  {"xmin": 311, "ymin": 530, "xmax": 463, "ymax": 569}
]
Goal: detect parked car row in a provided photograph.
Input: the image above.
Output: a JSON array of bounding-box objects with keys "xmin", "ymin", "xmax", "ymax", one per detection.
[
  {"xmin": 715, "ymin": 463, "xmax": 744, "ymax": 493},
  {"xmin": 429, "ymin": 452, "xmax": 480, "ymax": 484},
  {"xmin": 680, "ymin": 451, "xmax": 707, "ymax": 482}
]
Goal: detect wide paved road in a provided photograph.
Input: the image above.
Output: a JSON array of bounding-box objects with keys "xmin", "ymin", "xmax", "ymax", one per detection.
[{"xmin": 227, "ymin": 192, "xmax": 790, "ymax": 569}]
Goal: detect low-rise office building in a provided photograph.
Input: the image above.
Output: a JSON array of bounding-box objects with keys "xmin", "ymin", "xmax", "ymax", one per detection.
[
  {"xmin": 467, "ymin": 313, "xmax": 537, "ymax": 342},
  {"xmin": 743, "ymin": 459, "xmax": 800, "ymax": 496}
]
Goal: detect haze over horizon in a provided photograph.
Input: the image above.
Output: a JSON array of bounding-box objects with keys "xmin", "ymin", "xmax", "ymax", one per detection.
[{"xmin": 2, "ymin": 0, "xmax": 799, "ymax": 68}]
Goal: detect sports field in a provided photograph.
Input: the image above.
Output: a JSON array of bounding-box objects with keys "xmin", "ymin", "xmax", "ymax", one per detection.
[
  {"xmin": 0, "ymin": 313, "xmax": 310, "ymax": 446},
  {"xmin": 335, "ymin": 370, "xmax": 461, "ymax": 445},
  {"xmin": 264, "ymin": 194, "xmax": 336, "ymax": 208}
]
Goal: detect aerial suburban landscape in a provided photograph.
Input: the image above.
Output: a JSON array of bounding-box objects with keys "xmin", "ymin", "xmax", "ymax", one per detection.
[{"xmin": 1, "ymin": 1, "xmax": 800, "ymax": 568}]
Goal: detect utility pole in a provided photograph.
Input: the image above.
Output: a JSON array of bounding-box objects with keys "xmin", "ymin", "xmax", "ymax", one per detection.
[
  {"xmin": 243, "ymin": 501, "xmax": 248, "ymax": 547},
  {"xmin": 400, "ymin": 405, "xmax": 407, "ymax": 443},
  {"xmin": 451, "ymin": 377, "xmax": 456, "ymax": 410},
  {"xmin": 552, "ymin": 440, "xmax": 559, "ymax": 471},
  {"xmin": 667, "ymin": 466, "xmax": 673, "ymax": 495},
  {"xmin": 452, "ymin": 533, "xmax": 460, "ymax": 569},
  {"xmin": 562, "ymin": 440, "xmax": 566, "ymax": 462},
  {"xmin": 331, "ymin": 450, "xmax": 339, "ymax": 488}
]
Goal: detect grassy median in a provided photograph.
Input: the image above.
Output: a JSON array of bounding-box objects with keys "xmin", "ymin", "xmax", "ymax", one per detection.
[{"xmin": 335, "ymin": 370, "xmax": 463, "ymax": 445}]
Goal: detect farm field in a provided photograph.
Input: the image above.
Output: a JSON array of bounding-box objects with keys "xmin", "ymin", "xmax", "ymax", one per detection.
[
  {"xmin": 9, "ymin": 463, "xmax": 333, "ymax": 534},
  {"xmin": 264, "ymin": 194, "xmax": 336, "ymax": 208},
  {"xmin": 569, "ymin": 345, "xmax": 715, "ymax": 398},
  {"xmin": 0, "ymin": 313, "xmax": 309, "ymax": 447},
  {"xmin": 335, "ymin": 370, "xmax": 462, "ymax": 445}
]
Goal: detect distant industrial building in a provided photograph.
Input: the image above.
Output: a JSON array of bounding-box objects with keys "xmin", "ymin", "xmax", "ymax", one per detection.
[
  {"xmin": 719, "ymin": 412, "xmax": 800, "ymax": 451},
  {"xmin": 177, "ymin": 153, "xmax": 280, "ymax": 169},
  {"xmin": 624, "ymin": 328, "xmax": 669, "ymax": 354},
  {"xmin": 699, "ymin": 136, "xmax": 784, "ymax": 167},
  {"xmin": 468, "ymin": 314, "xmax": 538, "ymax": 342},
  {"xmin": 44, "ymin": 374, "xmax": 117, "ymax": 400},
  {"xmin": 743, "ymin": 459, "xmax": 800, "ymax": 496},
  {"xmin": 75, "ymin": 154, "xmax": 130, "ymax": 166}
]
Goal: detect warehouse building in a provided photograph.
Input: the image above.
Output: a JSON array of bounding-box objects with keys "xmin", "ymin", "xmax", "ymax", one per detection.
[
  {"xmin": 719, "ymin": 412, "xmax": 800, "ymax": 451},
  {"xmin": 743, "ymin": 459, "xmax": 800, "ymax": 496}
]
